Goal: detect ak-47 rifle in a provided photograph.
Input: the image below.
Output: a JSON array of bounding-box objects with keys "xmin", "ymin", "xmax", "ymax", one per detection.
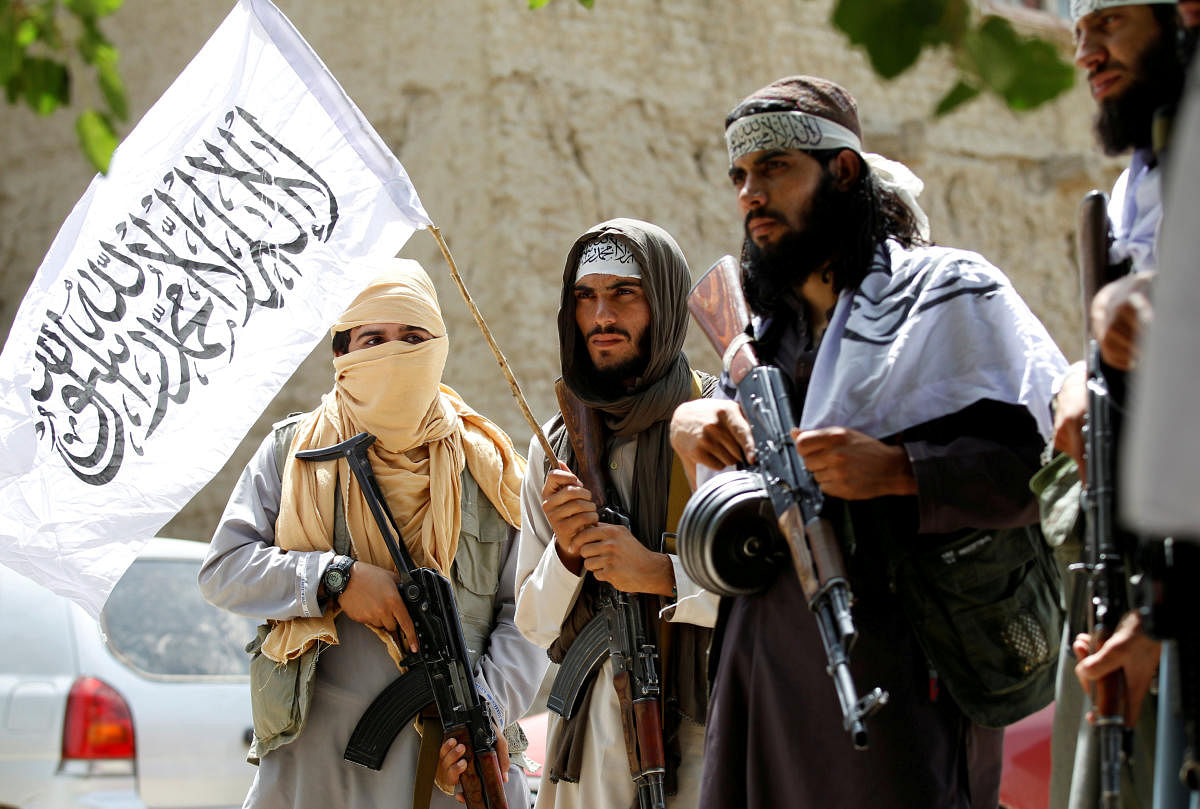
[
  {"xmin": 685, "ymin": 255, "xmax": 887, "ymax": 750},
  {"xmin": 296, "ymin": 432, "xmax": 508, "ymax": 809},
  {"xmin": 545, "ymin": 379, "xmax": 668, "ymax": 809},
  {"xmin": 1077, "ymin": 189, "xmax": 1132, "ymax": 809}
]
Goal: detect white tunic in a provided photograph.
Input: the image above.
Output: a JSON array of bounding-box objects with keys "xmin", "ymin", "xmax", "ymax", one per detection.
[
  {"xmin": 1107, "ymin": 146, "xmax": 1162, "ymax": 274},
  {"xmin": 514, "ymin": 430, "xmax": 718, "ymax": 809}
]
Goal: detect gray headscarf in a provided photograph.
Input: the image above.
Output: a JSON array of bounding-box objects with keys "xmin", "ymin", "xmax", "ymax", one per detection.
[{"xmin": 558, "ymin": 218, "xmax": 695, "ymax": 436}]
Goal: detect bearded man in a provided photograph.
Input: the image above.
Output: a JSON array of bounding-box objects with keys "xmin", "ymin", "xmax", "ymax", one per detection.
[
  {"xmin": 514, "ymin": 219, "xmax": 718, "ymax": 809},
  {"xmin": 1048, "ymin": 4, "xmax": 1191, "ymax": 807},
  {"xmin": 199, "ymin": 260, "xmax": 545, "ymax": 809},
  {"xmin": 669, "ymin": 76, "xmax": 1066, "ymax": 808},
  {"xmin": 1054, "ymin": 0, "xmax": 1184, "ymax": 455}
]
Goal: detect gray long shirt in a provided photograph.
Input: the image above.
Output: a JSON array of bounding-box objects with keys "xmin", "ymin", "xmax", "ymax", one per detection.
[{"xmin": 199, "ymin": 431, "xmax": 547, "ymax": 809}]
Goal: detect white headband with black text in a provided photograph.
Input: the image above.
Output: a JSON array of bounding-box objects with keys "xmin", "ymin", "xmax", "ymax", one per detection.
[
  {"xmin": 1069, "ymin": 0, "xmax": 1174, "ymax": 23},
  {"xmin": 725, "ymin": 110, "xmax": 862, "ymax": 164},
  {"xmin": 575, "ymin": 237, "xmax": 642, "ymax": 282}
]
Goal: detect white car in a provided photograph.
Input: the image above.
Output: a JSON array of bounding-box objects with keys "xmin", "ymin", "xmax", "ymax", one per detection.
[{"xmin": 0, "ymin": 537, "xmax": 259, "ymax": 809}]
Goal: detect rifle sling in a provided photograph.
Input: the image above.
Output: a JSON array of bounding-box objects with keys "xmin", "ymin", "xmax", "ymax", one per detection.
[{"xmin": 413, "ymin": 706, "xmax": 444, "ymax": 809}]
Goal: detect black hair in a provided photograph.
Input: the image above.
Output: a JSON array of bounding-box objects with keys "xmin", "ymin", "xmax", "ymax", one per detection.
[
  {"xmin": 1152, "ymin": 3, "xmax": 1180, "ymax": 32},
  {"xmin": 806, "ymin": 147, "xmax": 926, "ymax": 292},
  {"xmin": 331, "ymin": 329, "xmax": 350, "ymax": 355}
]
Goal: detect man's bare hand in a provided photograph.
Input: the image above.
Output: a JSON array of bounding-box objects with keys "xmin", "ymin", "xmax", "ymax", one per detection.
[
  {"xmin": 1052, "ymin": 362, "xmax": 1088, "ymax": 480},
  {"xmin": 433, "ymin": 724, "xmax": 510, "ymax": 803},
  {"xmin": 569, "ymin": 522, "xmax": 675, "ymax": 596},
  {"xmin": 793, "ymin": 427, "xmax": 917, "ymax": 500},
  {"xmin": 541, "ymin": 464, "xmax": 599, "ymax": 574},
  {"xmin": 1091, "ymin": 272, "xmax": 1155, "ymax": 371},
  {"xmin": 1073, "ymin": 610, "xmax": 1161, "ymax": 727},
  {"xmin": 669, "ymin": 399, "xmax": 755, "ymax": 486},
  {"xmin": 336, "ymin": 562, "xmax": 418, "ymax": 653}
]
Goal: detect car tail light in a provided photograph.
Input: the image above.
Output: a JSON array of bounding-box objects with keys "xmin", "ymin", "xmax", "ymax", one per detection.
[{"xmin": 62, "ymin": 677, "xmax": 135, "ymax": 760}]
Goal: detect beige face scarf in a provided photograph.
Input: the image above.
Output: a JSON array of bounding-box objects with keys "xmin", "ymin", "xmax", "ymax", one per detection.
[{"xmin": 261, "ymin": 259, "xmax": 525, "ymax": 667}]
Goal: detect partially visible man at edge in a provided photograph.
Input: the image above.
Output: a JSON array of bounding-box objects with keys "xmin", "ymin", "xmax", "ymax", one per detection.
[
  {"xmin": 1054, "ymin": 0, "xmax": 1185, "ymax": 441},
  {"xmin": 514, "ymin": 218, "xmax": 719, "ymax": 809},
  {"xmin": 199, "ymin": 260, "xmax": 545, "ymax": 809},
  {"xmin": 669, "ymin": 76, "xmax": 1065, "ymax": 808},
  {"xmin": 1049, "ymin": 3, "xmax": 1187, "ymax": 807}
]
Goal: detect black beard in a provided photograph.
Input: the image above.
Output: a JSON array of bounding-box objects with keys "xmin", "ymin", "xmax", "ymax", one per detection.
[
  {"xmin": 742, "ymin": 170, "xmax": 856, "ymax": 318},
  {"xmin": 587, "ymin": 328, "xmax": 652, "ymax": 397},
  {"xmin": 1095, "ymin": 31, "xmax": 1183, "ymax": 155}
]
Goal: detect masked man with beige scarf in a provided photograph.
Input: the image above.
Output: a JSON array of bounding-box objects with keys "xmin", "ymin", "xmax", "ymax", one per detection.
[{"xmin": 200, "ymin": 259, "xmax": 545, "ymax": 809}]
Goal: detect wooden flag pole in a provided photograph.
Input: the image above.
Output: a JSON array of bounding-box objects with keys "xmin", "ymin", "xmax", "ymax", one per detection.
[{"xmin": 428, "ymin": 225, "xmax": 557, "ymax": 461}]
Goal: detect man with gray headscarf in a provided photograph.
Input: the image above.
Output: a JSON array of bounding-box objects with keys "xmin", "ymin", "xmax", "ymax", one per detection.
[
  {"xmin": 514, "ymin": 218, "xmax": 718, "ymax": 809},
  {"xmin": 670, "ymin": 76, "xmax": 1066, "ymax": 808}
]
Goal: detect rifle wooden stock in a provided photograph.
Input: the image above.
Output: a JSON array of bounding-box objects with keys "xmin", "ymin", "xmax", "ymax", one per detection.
[
  {"xmin": 777, "ymin": 503, "xmax": 820, "ymax": 600},
  {"xmin": 613, "ymin": 670, "xmax": 642, "ymax": 775},
  {"xmin": 1090, "ymin": 621, "xmax": 1126, "ymax": 712},
  {"xmin": 806, "ymin": 512, "xmax": 850, "ymax": 594},
  {"xmin": 688, "ymin": 255, "xmax": 758, "ymax": 384},
  {"xmin": 448, "ymin": 727, "xmax": 506, "ymax": 809},
  {"xmin": 555, "ymin": 379, "xmax": 611, "ymax": 510},
  {"xmin": 632, "ymin": 696, "xmax": 667, "ymax": 772}
]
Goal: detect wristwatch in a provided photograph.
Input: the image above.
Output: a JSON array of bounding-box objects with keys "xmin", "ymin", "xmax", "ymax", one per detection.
[{"xmin": 322, "ymin": 555, "xmax": 355, "ymax": 600}]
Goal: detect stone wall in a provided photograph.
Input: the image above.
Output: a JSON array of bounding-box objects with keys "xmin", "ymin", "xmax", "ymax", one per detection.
[{"xmin": 0, "ymin": 0, "xmax": 1121, "ymax": 540}]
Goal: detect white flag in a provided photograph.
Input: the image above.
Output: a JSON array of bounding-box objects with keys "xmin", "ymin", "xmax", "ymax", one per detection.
[{"xmin": 0, "ymin": 0, "xmax": 432, "ymax": 616}]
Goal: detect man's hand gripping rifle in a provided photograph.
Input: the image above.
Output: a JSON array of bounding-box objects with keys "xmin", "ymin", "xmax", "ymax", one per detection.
[
  {"xmin": 687, "ymin": 255, "xmax": 887, "ymax": 750},
  {"xmin": 296, "ymin": 433, "xmax": 508, "ymax": 809},
  {"xmin": 544, "ymin": 380, "xmax": 668, "ymax": 809},
  {"xmin": 1076, "ymin": 190, "xmax": 1132, "ymax": 809}
]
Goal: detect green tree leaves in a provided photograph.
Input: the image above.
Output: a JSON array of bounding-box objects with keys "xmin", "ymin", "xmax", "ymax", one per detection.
[
  {"xmin": 529, "ymin": 0, "xmax": 1075, "ymax": 115},
  {"xmin": 6, "ymin": 0, "xmax": 1076, "ymax": 176},
  {"xmin": 957, "ymin": 16, "xmax": 1075, "ymax": 111},
  {"xmin": 16, "ymin": 55, "xmax": 68, "ymax": 113},
  {"xmin": 831, "ymin": 0, "xmax": 967, "ymax": 79},
  {"xmin": 830, "ymin": 0, "xmax": 1074, "ymax": 115},
  {"xmin": 2, "ymin": 0, "xmax": 127, "ymax": 173},
  {"xmin": 75, "ymin": 106, "xmax": 116, "ymax": 169}
]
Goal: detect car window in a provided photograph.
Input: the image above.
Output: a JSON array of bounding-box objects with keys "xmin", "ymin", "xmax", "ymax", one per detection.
[{"xmin": 100, "ymin": 558, "xmax": 258, "ymax": 677}]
